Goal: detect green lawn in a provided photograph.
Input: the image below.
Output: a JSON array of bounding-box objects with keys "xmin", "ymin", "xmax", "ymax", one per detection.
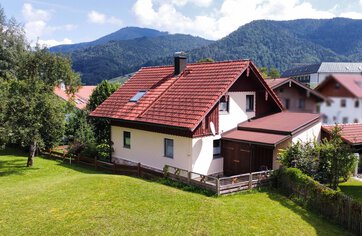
[
  {"xmin": 0, "ymin": 148, "xmax": 350, "ymax": 236},
  {"xmin": 339, "ymin": 178, "xmax": 362, "ymax": 203}
]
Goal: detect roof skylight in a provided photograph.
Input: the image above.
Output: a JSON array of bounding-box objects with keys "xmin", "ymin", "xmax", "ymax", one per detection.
[{"xmin": 129, "ymin": 90, "xmax": 147, "ymax": 102}]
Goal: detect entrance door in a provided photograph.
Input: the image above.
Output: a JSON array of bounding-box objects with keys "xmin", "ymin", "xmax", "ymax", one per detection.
[{"xmin": 222, "ymin": 140, "xmax": 252, "ymax": 176}]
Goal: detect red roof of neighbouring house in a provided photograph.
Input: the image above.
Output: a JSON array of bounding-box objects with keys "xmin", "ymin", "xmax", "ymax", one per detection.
[
  {"xmin": 222, "ymin": 129, "xmax": 289, "ymax": 146},
  {"xmin": 316, "ymin": 74, "xmax": 362, "ymax": 98},
  {"xmin": 322, "ymin": 123, "xmax": 362, "ymax": 145},
  {"xmin": 54, "ymin": 86, "xmax": 96, "ymax": 109},
  {"xmin": 265, "ymin": 77, "xmax": 327, "ymax": 102},
  {"xmin": 237, "ymin": 112, "xmax": 321, "ymax": 135},
  {"xmin": 90, "ymin": 60, "xmax": 284, "ymax": 131},
  {"xmin": 222, "ymin": 111, "xmax": 321, "ymax": 146}
]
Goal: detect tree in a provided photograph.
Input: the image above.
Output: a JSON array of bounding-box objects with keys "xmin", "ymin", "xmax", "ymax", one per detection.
[
  {"xmin": 197, "ymin": 58, "xmax": 214, "ymax": 63},
  {"xmin": 87, "ymin": 80, "xmax": 120, "ymax": 143},
  {"xmin": 269, "ymin": 68, "xmax": 280, "ymax": 79},
  {"xmin": 2, "ymin": 47, "xmax": 81, "ymax": 166},
  {"xmin": 259, "ymin": 67, "xmax": 268, "ymax": 78},
  {"xmin": 318, "ymin": 126, "xmax": 356, "ymax": 190}
]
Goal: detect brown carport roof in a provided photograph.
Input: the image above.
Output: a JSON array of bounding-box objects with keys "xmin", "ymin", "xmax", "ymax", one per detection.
[
  {"xmin": 322, "ymin": 123, "xmax": 362, "ymax": 145},
  {"xmin": 237, "ymin": 112, "xmax": 321, "ymax": 135},
  {"xmin": 222, "ymin": 129, "xmax": 290, "ymax": 147},
  {"xmin": 222, "ymin": 112, "xmax": 321, "ymax": 147}
]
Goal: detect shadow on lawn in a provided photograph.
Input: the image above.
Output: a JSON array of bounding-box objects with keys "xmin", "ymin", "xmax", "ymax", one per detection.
[
  {"xmin": 339, "ymin": 185, "xmax": 362, "ymax": 203},
  {"xmin": 265, "ymin": 189, "xmax": 348, "ymax": 235},
  {"xmin": 0, "ymin": 158, "xmax": 39, "ymax": 177}
]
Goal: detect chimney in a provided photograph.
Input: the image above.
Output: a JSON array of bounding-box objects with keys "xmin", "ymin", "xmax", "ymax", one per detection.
[{"xmin": 174, "ymin": 52, "xmax": 187, "ymax": 75}]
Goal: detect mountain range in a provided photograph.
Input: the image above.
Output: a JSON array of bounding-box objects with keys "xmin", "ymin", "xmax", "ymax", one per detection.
[{"xmin": 51, "ymin": 18, "xmax": 362, "ymax": 85}]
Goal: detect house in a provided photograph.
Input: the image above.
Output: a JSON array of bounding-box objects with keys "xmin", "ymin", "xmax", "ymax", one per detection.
[
  {"xmin": 316, "ymin": 74, "xmax": 362, "ymax": 124},
  {"xmin": 90, "ymin": 54, "xmax": 321, "ymax": 176},
  {"xmin": 265, "ymin": 78, "xmax": 327, "ymax": 113},
  {"xmin": 281, "ymin": 62, "xmax": 362, "ymax": 88},
  {"xmin": 54, "ymin": 84, "xmax": 96, "ymax": 109}
]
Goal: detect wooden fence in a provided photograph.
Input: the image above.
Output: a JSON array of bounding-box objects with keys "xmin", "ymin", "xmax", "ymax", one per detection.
[
  {"xmin": 164, "ymin": 165, "xmax": 273, "ymax": 195},
  {"xmin": 44, "ymin": 150, "xmax": 163, "ymax": 178}
]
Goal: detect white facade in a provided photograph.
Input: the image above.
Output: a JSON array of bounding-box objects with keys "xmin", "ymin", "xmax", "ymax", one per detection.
[
  {"xmin": 219, "ymin": 91, "xmax": 255, "ymax": 133},
  {"xmin": 111, "ymin": 126, "xmax": 223, "ymax": 175},
  {"xmin": 320, "ymin": 97, "xmax": 362, "ymax": 124},
  {"xmin": 292, "ymin": 121, "xmax": 322, "ymax": 143}
]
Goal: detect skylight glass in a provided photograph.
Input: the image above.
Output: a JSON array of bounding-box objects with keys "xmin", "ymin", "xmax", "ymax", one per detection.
[{"xmin": 129, "ymin": 90, "xmax": 147, "ymax": 102}]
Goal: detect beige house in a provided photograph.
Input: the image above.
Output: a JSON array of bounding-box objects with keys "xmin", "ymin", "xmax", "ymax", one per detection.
[{"xmin": 91, "ymin": 55, "xmax": 321, "ymax": 176}]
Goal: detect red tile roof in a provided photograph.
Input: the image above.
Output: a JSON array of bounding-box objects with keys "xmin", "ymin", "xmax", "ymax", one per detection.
[
  {"xmin": 238, "ymin": 112, "xmax": 321, "ymax": 135},
  {"xmin": 222, "ymin": 129, "xmax": 289, "ymax": 146},
  {"xmin": 90, "ymin": 60, "xmax": 283, "ymax": 130},
  {"xmin": 322, "ymin": 123, "xmax": 362, "ymax": 145},
  {"xmin": 316, "ymin": 74, "xmax": 362, "ymax": 98},
  {"xmin": 265, "ymin": 78, "xmax": 289, "ymax": 88},
  {"xmin": 54, "ymin": 86, "xmax": 96, "ymax": 109}
]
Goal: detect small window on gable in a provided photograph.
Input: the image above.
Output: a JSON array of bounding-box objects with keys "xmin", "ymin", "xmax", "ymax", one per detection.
[
  {"xmin": 343, "ymin": 117, "xmax": 348, "ymax": 124},
  {"xmin": 129, "ymin": 90, "xmax": 147, "ymax": 102},
  {"xmin": 341, "ymin": 99, "xmax": 346, "ymax": 108},
  {"xmin": 246, "ymin": 95, "xmax": 254, "ymax": 112},
  {"xmin": 335, "ymin": 83, "xmax": 340, "ymax": 89},
  {"xmin": 284, "ymin": 98, "xmax": 290, "ymax": 109},
  {"xmin": 354, "ymin": 119, "xmax": 359, "ymax": 123},
  {"xmin": 298, "ymin": 99, "xmax": 305, "ymax": 109},
  {"xmin": 355, "ymin": 100, "xmax": 359, "ymax": 108},
  {"xmin": 219, "ymin": 95, "xmax": 229, "ymax": 112}
]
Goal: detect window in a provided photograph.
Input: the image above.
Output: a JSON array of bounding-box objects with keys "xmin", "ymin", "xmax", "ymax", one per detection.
[
  {"xmin": 123, "ymin": 131, "xmax": 131, "ymax": 148},
  {"xmin": 335, "ymin": 83, "xmax": 340, "ymax": 89},
  {"xmin": 129, "ymin": 90, "xmax": 147, "ymax": 102},
  {"xmin": 284, "ymin": 98, "xmax": 290, "ymax": 109},
  {"xmin": 341, "ymin": 99, "xmax": 346, "ymax": 108},
  {"xmin": 279, "ymin": 88, "xmax": 284, "ymax": 93},
  {"xmin": 323, "ymin": 115, "xmax": 328, "ymax": 123},
  {"xmin": 355, "ymin": 100, "xmax": 359, "ymax": 108},
  {"xmin": 354, "ymin": 119, "xmax": 359, "ymax": 123},
  {"xmin": 164, "ymin": 138, "xmax": 174, "ymax": 158},
  {"xmin": 326, "ymin": 101, "xmax": 331, "ymax": 107},
  {"xmin": 342, "ymin": 117, "xmax": 348, "ymax": 124},
  {"xmin": 219, "ymin": 95, "xmax": 229, "ymax": 112},
  {"xmin": 298, "ymin": 99, "xmax": 305, "ymax": 109},
  {"xmin": 246, "ymin": 95, "xmax": 254, "ymax": 112},
  {"xmin": 213, "ymin": 140, "xmax": 221, "ymax": 159}
]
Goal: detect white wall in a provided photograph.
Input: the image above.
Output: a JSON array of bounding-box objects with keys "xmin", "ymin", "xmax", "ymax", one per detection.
[
  {"xmin": 320, "ymin": 97, "xmax": 362, "ymax": 124},
  {"xmin": 292, "ymin": 121, "xmax": 322, "ymax": 143},
  {"xmin": 191, "ymin": 135, "xmax": 223, "ymax": 175},
  {"xmin": 219, "ymin": 91, "xmax": 255, "ymax": 133},
  {"xmin": 111, "ymin": 126, "xmax": 192, "ymax": 171}
]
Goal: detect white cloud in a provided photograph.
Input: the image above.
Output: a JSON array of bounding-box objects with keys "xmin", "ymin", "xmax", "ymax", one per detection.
[
  {"xmin": 22, "ymin": 4, "xmax": 77, "ymax": 46},
  {"xmin": 88, "ymin": 10, "xmax": 106, "ymax": 24},
  {"xmin": 340, "ymin": 11, "xmax": 362, "ymax": 19},
  {"xmin": 132, "ymin": 0, "xmax": 337, "ymax": 40},
  {"xmin": 38, "ymin": 38, "xmax": 73, "ymax": 47},
  {"xmin": 88, "ymin": 10, "xmax": 123, "ymax": 26}
]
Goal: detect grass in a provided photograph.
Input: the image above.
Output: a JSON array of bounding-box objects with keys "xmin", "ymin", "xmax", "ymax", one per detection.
[
  {"xmin": 0, "ymin": 148, "xmax": 350, "ymax": 236},
  {"xmin": 339, "ymin": 178, "xmax": 362, "ymax": 202}
]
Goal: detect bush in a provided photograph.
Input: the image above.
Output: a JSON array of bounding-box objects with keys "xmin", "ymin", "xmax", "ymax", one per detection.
[{"xmin": 96, "ymin": 143, "xmax": 112, "ymax": 161}]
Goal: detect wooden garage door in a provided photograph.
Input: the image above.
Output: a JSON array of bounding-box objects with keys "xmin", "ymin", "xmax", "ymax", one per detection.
[{"xmin": 222, "ymin": 140, "xmax": 251, "ymax": 176}]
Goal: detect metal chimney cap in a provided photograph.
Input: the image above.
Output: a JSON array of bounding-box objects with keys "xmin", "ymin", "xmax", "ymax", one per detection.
[{"xmin": 174, "ymin": 51, "xmax": 186, "ymax": 57}]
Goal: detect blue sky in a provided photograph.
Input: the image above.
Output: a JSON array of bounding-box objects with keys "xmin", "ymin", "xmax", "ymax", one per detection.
[{"xmin": 2, "ymin": 0, "xmax": 362, "ymax": 46}]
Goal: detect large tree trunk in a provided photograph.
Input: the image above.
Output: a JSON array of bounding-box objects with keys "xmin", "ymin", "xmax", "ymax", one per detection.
[{"xmin": 27, "ymin": 140, "xmax": 37, "ymax": 167}]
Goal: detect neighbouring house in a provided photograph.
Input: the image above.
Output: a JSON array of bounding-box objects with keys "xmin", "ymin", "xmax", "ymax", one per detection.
[
  {"xmin": 265, "ymin": 77, "xmax": 327, "ymax": 113},
  {"xmin": 281, "ymin": 62, "xmax": 362, "ymax": 88},
  {"xmin": 90, "ymin": 54, "xmax": 321, "ymax": 176},
  {"xmin": 54, "ymin": 83, "xmax": 96, "ymax": 109},
  {"xmin": 316, "ymin": 74, "xmax": 362, "ymax": 124}
]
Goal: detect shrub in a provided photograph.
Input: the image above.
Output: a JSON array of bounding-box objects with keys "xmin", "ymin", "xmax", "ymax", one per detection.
[{"xmin": 96, "ymin": 143, "xmax": 112, "ymax": 161}]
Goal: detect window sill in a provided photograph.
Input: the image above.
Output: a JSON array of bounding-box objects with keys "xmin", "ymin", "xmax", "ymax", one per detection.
[
  {"xmin": 213, "ymin": 155, "xmax": 222, "ymax": 159},
  {"xmin": 164, "ymin": 156, "xmax": 173, "ymax": 159},
  {"xmin": 219, "ymin": 111, "xmax": 229, "ymax": 115},
  {"xmin": 123, "ymin": 146, "xmax": 131, "ymax": 149}
]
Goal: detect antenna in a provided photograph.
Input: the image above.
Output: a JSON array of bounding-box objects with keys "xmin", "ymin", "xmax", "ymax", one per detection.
[{"xmin": 210, "ymin": 122, "xmax": 216, "ymax": 136}]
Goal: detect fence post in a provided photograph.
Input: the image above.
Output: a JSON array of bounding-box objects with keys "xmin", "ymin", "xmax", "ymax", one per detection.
[
  {"xmin": 94, "ymin": 156, "xmax": 97, "ymax": 170},
  {"xmin": 137, "ymin": 162, "xmax": 141, "ymax": 177},
  {"xmin": 188, "ymin": 171, "xmax": 191, "ymax": 184},
  {"xmin": 216, "ymin": 178, "xmax": 220, "ymax": 196},
  {"xmin": 248, "ymin": 173, "xmax": 252, "ymax": 189}
]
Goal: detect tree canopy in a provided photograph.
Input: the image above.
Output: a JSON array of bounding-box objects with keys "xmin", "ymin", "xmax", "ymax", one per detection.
[{"xmin": 0, "ymin": 6, "xmax": 81, "ymax": 166}]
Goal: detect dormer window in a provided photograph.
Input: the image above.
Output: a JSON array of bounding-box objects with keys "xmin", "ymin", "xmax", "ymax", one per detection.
[
  {"xmin": 219, "ymin": 95, "xmax": 229, "ymax": 112},
  {"xmin": 129, "ymin": 90, "xmax": 147, "ymax": 102}
]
